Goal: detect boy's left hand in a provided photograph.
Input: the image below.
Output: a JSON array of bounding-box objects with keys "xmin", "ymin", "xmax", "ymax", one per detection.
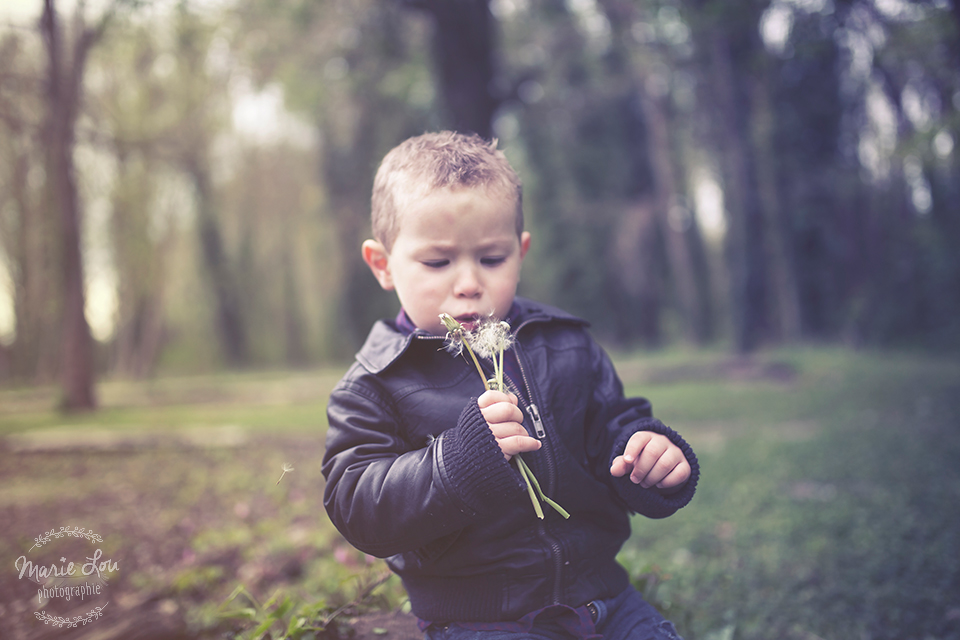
[{"xmin": 610, "ymin": 431, "xmax": 691, "ymax": 491}]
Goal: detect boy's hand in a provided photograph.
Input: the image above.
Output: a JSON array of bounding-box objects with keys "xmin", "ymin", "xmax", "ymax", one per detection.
[
  {"xmin": 610, "ymin": 431, "xmax": 691, "ymax": 491},
  {"xmin": 477, "ymin": 390, "xmax": 541, "ymax": 461}
]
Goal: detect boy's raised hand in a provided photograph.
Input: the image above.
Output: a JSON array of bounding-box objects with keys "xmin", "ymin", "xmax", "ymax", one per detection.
[
  {"xmin": 477, "ymin": 390, "xmax": 541, "ymax": 461},
  {"xmin": 610, "ymin": 431, "xmax": 691, "ymax": 491}
]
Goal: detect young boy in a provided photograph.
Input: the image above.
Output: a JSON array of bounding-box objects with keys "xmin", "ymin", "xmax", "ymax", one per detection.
[{"xmin": 322, "ymin": 131, "xmax": 699, "ymax": 640}]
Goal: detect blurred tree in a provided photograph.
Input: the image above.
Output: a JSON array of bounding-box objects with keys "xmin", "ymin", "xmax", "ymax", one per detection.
[
  {"xmin": 88, "ymin": 22, "xmax": 176, "ymax": 377},
  {"xmin": 764, "ymin": 7, "xmax": 846, "ymax": 342},
  {"xmin": 169, "ymin": 3, "xmax": 249, "ymax": 366},
  {"xmin": 0, "ymin": 31, "xmax": 62, "ymax": 383},
  {"xmin": 494, "ymin": 1, "xmax": 663, "ymax": 345},
  {"xmin": 230, "ymin": 0, "xmax": 436, "ymax": 353},
  {"xmin": 5, "ymin": 0, "xmax": 959, "ymax": 387},
  {"xmin": 853, "ymin": 0, "xmax": 960, "ymax": 347},
  {"xmin": 401, "ymin": 0, "xmax": 499, "ymax": 137},
  {"xmin": 598, "ymin": 0, "xmax": 715, "ymax": 346},
  {"xmin": 218, "ymin": 144, "xmax": 326, "ymax": 366},
  {"xmin": 498, "ymin": 0, "xmax": 719, "ymax": 347},
  {"xmin": 685, "ymin": 0, "xmax": 771, "ymax": 354},
  {"xmin": 38, "ymin": 0, "xmax": 119, "ymax": 409}
]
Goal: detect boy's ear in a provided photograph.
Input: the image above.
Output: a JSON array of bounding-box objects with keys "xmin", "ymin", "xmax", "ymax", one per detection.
[
  {"xmin": 520, "ymin": 231, "xmax": 531, "ymax": 260},
  {"xmin": 361, "ymin": 239, "xmax": 394, "ymax": 290}
]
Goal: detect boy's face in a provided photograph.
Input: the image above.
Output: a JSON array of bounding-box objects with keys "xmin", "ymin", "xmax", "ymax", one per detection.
[{"xmin": 363, "ymin": 187, "xmax": 530, "ymax": 336}]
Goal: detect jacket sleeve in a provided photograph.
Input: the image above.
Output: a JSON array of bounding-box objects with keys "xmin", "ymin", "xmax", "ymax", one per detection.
[
  {"xmin": 583, "ymin": 339, "xmax": 700, "ymax": 519},
  {"xmin": 322, "ymin": 379, "xmax": 525, "ymax": 558}
]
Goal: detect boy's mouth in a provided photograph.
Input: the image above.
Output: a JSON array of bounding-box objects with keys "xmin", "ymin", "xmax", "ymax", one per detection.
[{"xmin": 455, "ymin": 314, "xmax": 480, "ymax": 331}]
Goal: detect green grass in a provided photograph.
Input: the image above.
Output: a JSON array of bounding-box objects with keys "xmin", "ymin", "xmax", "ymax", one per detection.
[
  {"xmin": 1, "ymin": 348, "xmax": 958, "ymax": 639},
  {"xmin": 0, "ymin": 368, "xmax": 342, "ymax": 434},
  {"xmin": 616, "ymin": 348, "xmax": 960, "ymax": 639}
]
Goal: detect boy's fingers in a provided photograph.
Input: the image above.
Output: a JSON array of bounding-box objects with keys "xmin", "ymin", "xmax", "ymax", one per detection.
[
  {"xmin": 621, "ymin": 431, "xmax": 654, "ymax": 463},
  {"xmin": 488, "ymin": 421, "xmax": 528, "ymax": 439},
  {"xmin": 611, "ymin": 432, "xmax": 690, "ymax": 489},
  {"xmin": 478, "ymin": 390, "xmax": 518, "ymax": 409},
  {"xmin": 631, "ymin": 439, "xmax": 672, "ymax": 485},
  {"xmin": 620, "ymin": 433, "xmax": 665, "ymax": 483},
  {"xmin": 612, "ymin": 432, "xmax": 655, "ymax": 478},
  {"xmin": 637, "ymin": 447, "xmax": 688, "ymax": 488},
  {"xmin": 488, "ymin": 421, "xmax": 539, "ymax": 459},
  {"xmin": 496, "ymin": 434, "xmax": 541, "ymax": 459},
  {"xmin": 609, "ymin": 455, "xmax": 631, "ymax": 477},
  {"xmin": 480, "ymin": 401, "xmax": 524, "ymax": 425},
  {"xmin": 655, "ymin": 460, "xmax": 692, "ymax": 489}
]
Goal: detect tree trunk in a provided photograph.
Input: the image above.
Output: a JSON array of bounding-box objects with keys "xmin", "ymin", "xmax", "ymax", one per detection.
[
  {"xmin": 321, "ymin": 114, "xmax": 396, "ymax": 354},
  {"xmin": 186, "ymin": 153, "xmax": 248, "ymax": 367},
  {"xmin": 282, "ymin": 249, "xmax": 307, "ymax": 367},
  {"xmin": 705, "ymin": 28, "xmax": 768, "ymax": 354},
  {"xmin": 595, "ymin": 0, "xmax": 713, "ymax": 346},
  {"xmin": 753, "ymin": 68, "xmax": 802, "ymax": 343},
  {"xmin": 411, "ymin": 0, "xmax": 498, "ymax": 137},
  {"xmin": 613, "ymin": 200, "xmax": 663, "ymax": 347},
  {"xmin": 4, "ymin": 117, "xmax": 61, "ymax": 382},
  {"xmin": 41, "ymin": 0, "xmax": 97, "ymax": 410},
  {"xmin": 109, "ymin": 154, "xmax": 170, "ymax": 378},
  {"xmin": 638, "ymin": 89, "xmax": 711, "ymax": 344}
]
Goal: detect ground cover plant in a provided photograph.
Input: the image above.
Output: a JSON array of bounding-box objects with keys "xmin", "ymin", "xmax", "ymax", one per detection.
[{"xmin": 1, "ymin": 349, "xmax": 958, "ymax": 640}]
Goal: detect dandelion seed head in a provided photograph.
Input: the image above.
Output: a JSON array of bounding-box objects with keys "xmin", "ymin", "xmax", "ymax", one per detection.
[
  {"xmin": 443, "ymin": 337, "xmax": 464, "ymax": 356},
  {"xmin": 439, "ymin": 313, "xmax": 461, "ymax": 333},
  {"xmin": 440, "ymin": 313, "xmax": 467, "ymax": 356},
  {"xmin": 472, "ymin": 316, "xmax": 514, "ymax": 359}
]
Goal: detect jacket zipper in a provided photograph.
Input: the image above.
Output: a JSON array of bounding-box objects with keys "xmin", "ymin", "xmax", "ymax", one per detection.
[
  {"xmin": 512, "ymin": 340, "xmax": 564, "ymax": 605},
  {"xmin": 527, "ymin": 403, "xmax": 546, "ymax": 438},
  {"xmin": 510, "ymin": 341, "xmax": 555, "ymax": 489}
]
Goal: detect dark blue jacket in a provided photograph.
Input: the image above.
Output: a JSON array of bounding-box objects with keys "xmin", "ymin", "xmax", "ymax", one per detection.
[{"xmin": 322, "ymin": 297, "xmax": 699, "ymax": 623}]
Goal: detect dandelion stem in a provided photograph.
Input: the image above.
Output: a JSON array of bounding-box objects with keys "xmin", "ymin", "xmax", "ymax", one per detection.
[
  {"xmin": 515, "ymin": 456, "xmax": 545, "ymax": 519},
  {"xmin": 517, "ymin": 456, "xmax": 571, "ymax": 519},
  {"xmin": 497, "ymin": 348, "xmax": 504, "ymax": 392},
  {"xmin": 461, "ymin": 340, "xmax": 489, "ymax": 390}
]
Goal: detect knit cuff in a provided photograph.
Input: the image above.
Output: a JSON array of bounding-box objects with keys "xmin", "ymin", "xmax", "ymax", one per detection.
[
  {"xmin": 609, "ymin": 417, "xmax": 700, "ymax": 519},
  {"xmin": 439, "ymin": 399, "xmax": 526, "ymax": 514}
]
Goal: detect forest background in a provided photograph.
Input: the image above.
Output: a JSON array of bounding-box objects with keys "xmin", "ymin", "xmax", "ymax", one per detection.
[{"xmin": 1, "ymin": 0, "xmax": 958, "ymax": 410}]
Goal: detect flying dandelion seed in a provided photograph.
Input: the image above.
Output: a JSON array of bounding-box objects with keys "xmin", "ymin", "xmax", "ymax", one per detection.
[{"xmin": 276, "ymin": 463, "xmax": 294, "ymax": 485}]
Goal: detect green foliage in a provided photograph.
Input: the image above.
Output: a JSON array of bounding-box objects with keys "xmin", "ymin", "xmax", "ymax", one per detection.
[
  {"xmin": 220, "ymin": 586, "xmax": 319, "ymax": 640},
  {"xmin": 219, "ymin": 586, "xmax": 332, "ymax": 640},
  {"xmin": 218, "ymin": 571, "xmax": 400, "ymax": 640}
]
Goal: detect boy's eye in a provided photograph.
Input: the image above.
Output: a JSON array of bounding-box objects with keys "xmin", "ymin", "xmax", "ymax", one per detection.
[
  {"xmin": 422, "ymin": 260, "xmax": 449, "ymax": 269},
  {"xmin": 481, "ymin": 257, "xmax": 507, "ymax": 267}
]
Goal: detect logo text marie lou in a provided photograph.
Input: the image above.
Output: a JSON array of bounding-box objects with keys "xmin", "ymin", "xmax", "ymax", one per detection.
[{"xmin": 15, "ymin": 549, "xmax": 119, "ymax": 582}]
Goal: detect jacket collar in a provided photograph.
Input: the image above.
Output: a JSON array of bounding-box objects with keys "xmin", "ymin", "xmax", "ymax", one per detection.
[{"xmin": 355, "ymin": 297, "xmax": 587, "ymax": 375}]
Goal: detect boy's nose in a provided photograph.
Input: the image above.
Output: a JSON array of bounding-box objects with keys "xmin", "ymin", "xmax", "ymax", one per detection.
[{"xmin": 454, "ymin": 265, "xmax": 482, "ymax": 298}]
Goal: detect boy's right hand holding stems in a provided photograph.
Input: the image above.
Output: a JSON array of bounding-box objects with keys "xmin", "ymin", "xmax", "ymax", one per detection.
[{"xmin": 478, "ymin": 389, "xmax": 541, "ymax": 461}]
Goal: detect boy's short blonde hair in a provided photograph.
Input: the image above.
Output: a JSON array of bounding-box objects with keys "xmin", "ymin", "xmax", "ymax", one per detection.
[{"xmin": 371, "ymin": 131, "xmax": 523, "ymax": 251}]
